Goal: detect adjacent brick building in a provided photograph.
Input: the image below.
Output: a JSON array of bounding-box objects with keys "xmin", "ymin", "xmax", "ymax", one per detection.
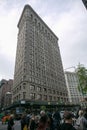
[{"xmin": 0, "ymin": 79, "xmax": 13, "ymax": 108}]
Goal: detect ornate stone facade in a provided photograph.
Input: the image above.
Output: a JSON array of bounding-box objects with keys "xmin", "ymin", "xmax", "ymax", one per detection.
[{"xmin": 13, "ymin": 5, "xmax": 68, "ymax": 104}]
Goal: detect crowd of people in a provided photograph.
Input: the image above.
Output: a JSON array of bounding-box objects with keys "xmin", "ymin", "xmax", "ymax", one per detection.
[{"xmin": 6, "ymin": 108, "xmax": 87, "ymax": 130}]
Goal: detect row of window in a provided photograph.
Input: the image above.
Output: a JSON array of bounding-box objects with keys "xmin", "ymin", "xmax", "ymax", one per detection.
[
  {"xmin": 13, "ymin": 92, "xmax": 68, "ymax": 102},
  {"xmin": 13, "ymin": 73, "xmax": 66, "ymax": 93},
  {"xmin": 13, "ymin": 84, "xmax": 67, "ymax": 97},
  {"xmin": 24, "ymin": 9, "xmax": 58, "ymax": 46}
]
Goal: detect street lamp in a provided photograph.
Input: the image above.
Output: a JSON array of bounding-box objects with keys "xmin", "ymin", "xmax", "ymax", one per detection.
[
  {"xmin": 64, "ymin": 66, "xmax": 76, "ymax": 72},
  {"xmin": 5, "ymin": 92, "xmax": 12, "ymax": 107}
]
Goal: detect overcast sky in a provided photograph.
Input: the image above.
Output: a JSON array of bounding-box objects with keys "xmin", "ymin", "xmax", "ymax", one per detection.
[{"xmin": 0, "ymin": 0, "xmax": 87, "ymax": 80}]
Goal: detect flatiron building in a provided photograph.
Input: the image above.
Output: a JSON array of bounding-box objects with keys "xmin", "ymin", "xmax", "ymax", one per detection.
[{"xmin": 13, "ymin": 5, "xmax": 68, "ymax": 104}]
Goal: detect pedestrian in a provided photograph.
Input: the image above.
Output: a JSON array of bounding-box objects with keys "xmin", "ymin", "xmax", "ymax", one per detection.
[
  {"xmin": 53, "ymin": 109, "xmax": 61, "ymax": 130},
  {"xmin": 21, "ymin": 113, "xmax": 27, "ymax": 130},
  {"xmin": 60, "ymin": 111, "xmax": 76, "ymax": 130},
  {"xmin": 7, "ymin": 114, "xmax": 14, "ymax": 130},
  {"xmin": 75, "ymin": 109, "xmax": 87, "ymax": 130},
  {"xmin": 36, "ymin": 114, "xmax": 48, "ymax": 130},
  {"xmin": 46, "ymin": 112, "xmax": 54, "ymax": 130},
  {"xmin": 26, "ymin": 114, "xmax": 31, "ymax": 129},
  {"xmin": 40, "ymin": 110, "xmax": 46, "ymax": 117},
  {"xmin": 29, "ymin": 114, "xmax": 36, "ymax": 130}
]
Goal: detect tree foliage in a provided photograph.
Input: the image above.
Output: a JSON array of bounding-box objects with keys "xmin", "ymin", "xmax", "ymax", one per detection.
[
  {"xmin": 40, "ymin": 105, "xmax": 46, "ymax": 111},
  {"xmin": 76, "ymin": 64, "xmax": 87, "ymax": 94}
]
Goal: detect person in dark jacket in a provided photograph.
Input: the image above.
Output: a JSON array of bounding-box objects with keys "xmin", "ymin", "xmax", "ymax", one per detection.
[
  {"xmin": 36, "ymin": 115, "xmax": 48, "ymax": 130},
  {"xmin": 53, "ymin": 110, "xmax": 61, "ymax": 130},
  {"xmin": 7, "ymin": 114, "xmax": 14, "ymax": 130},
  {"xmin": 29, "ymin": 115, "xmax": 36, "ymax": 130},
  {"xmin": 60, "ymin": 111, "xmax": 76, "ymax": 130},
  {"xmin": 21, "ymin": 114, "xmax": 27, "ymax": 130}
]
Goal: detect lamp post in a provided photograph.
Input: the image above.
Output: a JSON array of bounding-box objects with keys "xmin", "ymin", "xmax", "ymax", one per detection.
[
  {"xmin": 64, "ymin": 66, "xmax": 76, "ymax": 71},
  {"xmin": 5, "ymin": 92, "xmax": 12, "ymax": 107}
]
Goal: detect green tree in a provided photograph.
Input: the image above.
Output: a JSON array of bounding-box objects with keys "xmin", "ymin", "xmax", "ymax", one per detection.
[
  {"xmin": 76, "ymin": 64, "xmax": 87, "ymax": 95},
  {"xmin": 40, "ymin": 105, "xmax": 46, "ymax": 111}
]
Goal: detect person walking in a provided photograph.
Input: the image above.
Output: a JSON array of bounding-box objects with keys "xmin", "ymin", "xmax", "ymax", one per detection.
[
  {"xmin": 53, "ymin": 109, "xmax": 61, "ymax": 130},
  {"xmin": 36, "ymin": 115, "xmax": 48, "ymax": 130},
  {"xmin": 75, "ymin": 109, "xmax": 87, "ymax": 130},
  {"xmin": 7, "ymin": 114, "xmax": 14, "ymax": 130},
  {"xmin": 29, "ymin": 114, "xmax": 36, "ymax": 130},
  {"xmin": 60, "ymin": 111, "xmax": 76, "ymax": 130},
  {"xmin": 21, "ymin": 113, "xmax": 27, "ymax": 130}
]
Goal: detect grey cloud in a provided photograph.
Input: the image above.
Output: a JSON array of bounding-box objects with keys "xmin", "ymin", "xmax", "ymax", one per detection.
[
  {"xmin": 0, "ymin": 53, "xmax": 14, "ymax": 79},
  {"xmin": 0, "ymin": 0, "xmax": 87, "ymax": 80}
]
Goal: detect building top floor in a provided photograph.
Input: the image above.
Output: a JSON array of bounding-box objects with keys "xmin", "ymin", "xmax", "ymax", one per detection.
[{"xmin": 18, "ymin": 4, "xmax": 58, "ymax": 41}]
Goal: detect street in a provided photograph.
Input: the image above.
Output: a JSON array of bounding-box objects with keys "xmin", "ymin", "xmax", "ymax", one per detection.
[{"xmin": 0, "ymin": 120, "xmax": 21, "ymax": 130}]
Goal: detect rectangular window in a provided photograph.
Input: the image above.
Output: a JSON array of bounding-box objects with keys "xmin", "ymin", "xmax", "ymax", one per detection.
[
  {"xmin": 49, "ymin": 96, "xmax": 52, "ymax": 101},
  {"xmin": 23, "ymin": 92, "xmax": 26, "ymax": 99},
  {"xmin": 37, "ymin": 94, "xmax": 42, "ymax": 100},
  {"xmin": 43, "ymin": 88, "xmax": 47, "ymax": 92},
  {"xmin": 37, "ymin": 87, "xmax": 41, "ymax": 92},
  {"xmin": 30, "ymin": 85, "xmax": 35, "ymax": 90},
  {"xmin": 44, "ymin": 95, "xmax": 47, "ymax": 100},
  {"xmin": 30, "ymin": 93, "xmax": 35, "ymax": 99}
]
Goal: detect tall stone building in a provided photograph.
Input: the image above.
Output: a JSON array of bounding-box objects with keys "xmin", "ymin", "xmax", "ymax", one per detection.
[{"xmin": 13, "ymin": 5, "xmax": 68, "ymax": 104}]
